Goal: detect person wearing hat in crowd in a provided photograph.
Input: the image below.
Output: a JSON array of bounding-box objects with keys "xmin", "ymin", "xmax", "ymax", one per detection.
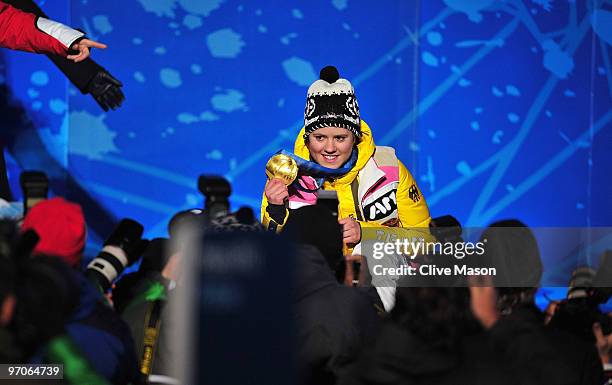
[
  {"xmin": 20, "ymin": 197, "xmax": 139, "ymax": 384},
  {"xmin": 21, "ymin": 197, "xmax": 87, "ymax": 269},
  {"xmin": 261, "ymin": 65, "xmax": 432, "ymax": 310}
]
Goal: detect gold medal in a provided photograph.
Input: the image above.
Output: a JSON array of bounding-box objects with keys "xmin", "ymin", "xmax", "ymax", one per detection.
[{"xmin": 266, "ymin": 154, "xmax": 298, "ymax": 186}]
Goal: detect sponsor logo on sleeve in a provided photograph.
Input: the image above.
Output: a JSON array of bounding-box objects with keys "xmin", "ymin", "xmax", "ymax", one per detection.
[{"xmin": 408, "ymin": 184, "xmax": 420, "ymax": 203}]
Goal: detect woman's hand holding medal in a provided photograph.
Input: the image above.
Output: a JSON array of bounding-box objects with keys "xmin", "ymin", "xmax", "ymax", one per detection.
[
  {"xmin": 265, "ymin": 154, "xmax": 298, "ymax": 205},
  {"xmin": 265, "ymin": 178, "xmax": 289, "ymax": 205}
]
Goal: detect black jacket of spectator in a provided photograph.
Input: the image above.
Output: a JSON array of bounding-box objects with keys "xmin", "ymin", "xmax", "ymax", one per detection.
[
  {"xmin": 488, "ymin": 304, "xmax": 603, "ymax": 385},
  {"xmin": 13, "ymin": 255, "xmax": 137, "ymax": 384},
  {"xmin": 294, "ymin": 245, "xmax": 381, "ymax": 385},
  {"xmin": 338, "ymin": 320, "xmax": 514, "ymax": 385},
  {"xmin": 339, "ymin": 285, "xmax": 510, "ymax": 385}
]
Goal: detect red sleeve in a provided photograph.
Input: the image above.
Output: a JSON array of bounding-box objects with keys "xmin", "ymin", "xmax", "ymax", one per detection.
[{"xmin": 0, "ymin": 1, "xmax": 70, "ymax": 56}]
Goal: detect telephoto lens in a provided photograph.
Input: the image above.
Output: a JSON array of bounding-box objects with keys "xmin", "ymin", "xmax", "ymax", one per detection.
[
  {"xmin": 86, "ymin": 218, "xmax": 149, "ymax": 292},
  {"xmin": 567, "ymin": 266, "xmax": 596, "ymax": 300}
]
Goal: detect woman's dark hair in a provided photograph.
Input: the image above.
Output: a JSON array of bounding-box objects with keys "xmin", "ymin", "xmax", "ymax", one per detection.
[{"xmin": 391, "ymin": 286, "xmax": 480, "ymax": 352}]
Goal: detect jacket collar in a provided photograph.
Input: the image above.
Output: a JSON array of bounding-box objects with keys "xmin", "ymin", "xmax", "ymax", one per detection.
[{"xmin": 357, "ymin": 157, "xmax": 386, "ymax": 202}]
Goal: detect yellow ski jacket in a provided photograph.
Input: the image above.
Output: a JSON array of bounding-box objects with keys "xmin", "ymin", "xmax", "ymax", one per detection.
[{"xmin": 261, "ymin": 120, "xmax": 432, "ymax": 241}]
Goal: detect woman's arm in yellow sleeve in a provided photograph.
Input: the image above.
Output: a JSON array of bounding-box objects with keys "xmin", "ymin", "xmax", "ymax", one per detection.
[
  {"xmin": 355, "ymin": 160, "xmax": 434, "ymax": 243},
  {"xmin": 396, "ymin": 160, "xmax": 431, "ymax": 228},
  {"xmin": 260, "ymin": 191, "xmax": 289, "ymax": 233}
]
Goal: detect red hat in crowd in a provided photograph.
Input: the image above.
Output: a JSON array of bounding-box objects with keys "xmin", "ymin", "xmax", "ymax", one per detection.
[{"xmin": 22, "ymin": 197, "xmax": 86, "ymax": 268}]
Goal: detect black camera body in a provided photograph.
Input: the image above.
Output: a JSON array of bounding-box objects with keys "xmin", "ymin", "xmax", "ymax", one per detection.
[
  {"xmin": 198, "ymin": 175, "xmax": 231, "ymax": 220},
  {"xmin": 549, "ymin": 296, "xmax": 612, "ymax": 342},
  {"xmin": 549, "ymin": 250, "xmax": 612, "ymax": 342},
  {"xmin": 315, "ymin": 190, "xmax": 339, "ymax": 218}
]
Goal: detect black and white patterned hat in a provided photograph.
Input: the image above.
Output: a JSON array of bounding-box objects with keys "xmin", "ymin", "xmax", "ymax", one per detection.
[{"xmin": 303, "ymin": 66, "xmax": 361, "ymax": 139}]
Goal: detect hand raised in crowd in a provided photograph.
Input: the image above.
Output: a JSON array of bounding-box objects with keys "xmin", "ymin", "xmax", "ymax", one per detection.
[
  {"xmin": 265, "ymin": 178, "xmax": 289, "ymax": 205},
  {"xmin": 162, "ymin": 252, "xmax": 183, "ymax": 283},
  {"xmin": 593, "ymin": 322, "xmax": 612, "ymax": 365},
  {"xmin": 339, "ymin": 216, "xmax": 361, "ymax": 246},
  {"xmin": 67, "ymin": 38, "xmax": 107, "ymax": 62}
]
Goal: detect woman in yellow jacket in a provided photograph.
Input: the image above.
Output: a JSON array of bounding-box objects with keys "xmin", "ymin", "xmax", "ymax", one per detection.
[
  {"xmin": 262, "ymin": 65, "xmax": 431, "ymax": 234},
  {"xmin": 261, "ymin": 66, "xmax": 431, "ymax": 309}
]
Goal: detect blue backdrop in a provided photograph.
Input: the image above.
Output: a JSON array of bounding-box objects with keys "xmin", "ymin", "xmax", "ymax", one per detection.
[{"xmin": 1, "ymin": 0, "xmax": 611, "ymax": 254}]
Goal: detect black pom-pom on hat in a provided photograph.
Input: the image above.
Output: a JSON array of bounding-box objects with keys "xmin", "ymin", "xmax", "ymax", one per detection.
[{"xmin": 319, "ymin": 66, "xmax": 340, "ymax": 83}]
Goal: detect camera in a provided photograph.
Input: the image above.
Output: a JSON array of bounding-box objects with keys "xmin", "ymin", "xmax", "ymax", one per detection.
[
  {"xmin": 429, "ymin": 215, "xmax": 463, "ymax": 244},
  {"xmin": 0, "ymin": 219, "xmax": 39, "ymax": 262},
  {"xmin": 168, "ymin": 208, "xmax": 205, "ymax": 239},
  {"xmin": 86, "ymin": 218, "xmax": 148, "ymax": 292},
  {"xmin": 19, "ymin": 171, "xmax": 48, "ymax": 215},
  {"xmin": 315, "ymin": 190, "xmax": 339, "ymax": 218},
  {"xmin": 548, "ymin": 250, "xmax": 612, "ymax": 342},
  {"xmin": 198, "ymin": 175, "xmax": 231, "ymax": 220}
]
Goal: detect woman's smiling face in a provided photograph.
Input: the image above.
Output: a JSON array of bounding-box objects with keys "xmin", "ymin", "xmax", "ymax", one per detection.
[{"xmin": 306, "ymin": 126, "xmax": 355, "ymax": 169}]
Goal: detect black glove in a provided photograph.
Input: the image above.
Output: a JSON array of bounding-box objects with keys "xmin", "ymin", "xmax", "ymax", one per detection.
[{"xmin": 86, "ymin": 70, "xmax": 125, "ymax": 112}]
